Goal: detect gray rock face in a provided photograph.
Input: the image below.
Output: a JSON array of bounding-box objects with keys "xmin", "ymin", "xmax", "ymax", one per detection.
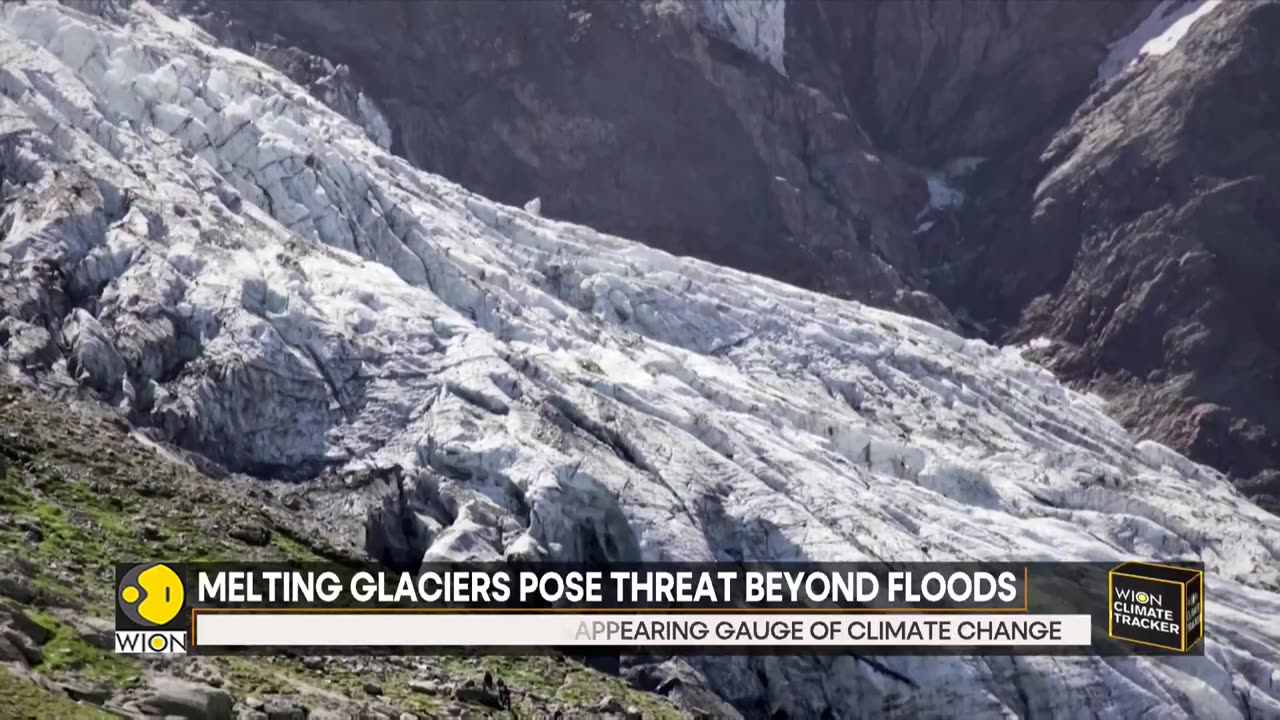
[
  {"xmin": 930, "ymin": 0, "xmax": 1280, "ymax": 512},
  {"xmin": 136, "ymin": 677, "xmax": 235, "ymax": 720},
  {"xmin": 784, "ymin": 0, "xmax": 1159, "ymax": 164}
]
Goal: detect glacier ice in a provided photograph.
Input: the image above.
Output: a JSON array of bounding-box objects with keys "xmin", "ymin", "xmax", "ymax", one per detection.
[
  {"xmin": 1, "ymin": 2, "xmax": 1278, "ymax": 718},
  {"xmin": 1098, "ymin": 0, "xmax": 1224, "ymax": 81},
  {"xmin": 694, "ymin": 0, "xmax": 787, "ymax": 76}
]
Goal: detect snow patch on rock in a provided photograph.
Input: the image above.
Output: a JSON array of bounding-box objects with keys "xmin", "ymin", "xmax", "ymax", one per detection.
[{"xmin": 1099, "ymin": 0, "xmax": 1223, "ymax": 80}]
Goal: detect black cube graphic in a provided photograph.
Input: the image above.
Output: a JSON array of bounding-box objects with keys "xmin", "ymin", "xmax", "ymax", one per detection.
[{"xmin": 1108, "ymin": 562, "xmax": 1203, "ymax": 652}]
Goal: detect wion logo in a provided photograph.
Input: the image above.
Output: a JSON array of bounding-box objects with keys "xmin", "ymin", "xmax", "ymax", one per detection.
[
  {"xmin": 114, "ymin": 563, "xmax": 188, "ymax": 655},
  {"xmin": 1108, "ymin": 561, "xmax": 1204, "ymax": 652}
]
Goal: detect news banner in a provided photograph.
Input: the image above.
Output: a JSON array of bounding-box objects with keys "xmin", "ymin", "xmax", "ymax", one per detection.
[{"xmin": 114, "ymin": 561, "xmax": 1204, "ymax": 657}]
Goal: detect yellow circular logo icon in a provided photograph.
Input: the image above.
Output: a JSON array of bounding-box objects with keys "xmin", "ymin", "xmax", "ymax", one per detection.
[
  {"xmin": 1135, "ymin": 592, "xmax": 1149, "ymax": 604},
  {"xmin": 118, "ymin": 563, "xmax": 185, "ymax": 627}
]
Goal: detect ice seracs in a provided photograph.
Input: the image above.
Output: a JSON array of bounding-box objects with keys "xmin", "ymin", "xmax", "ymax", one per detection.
[{"xmin": 1, "ymin": 2, "xmax": 1278, "ymax": 717}]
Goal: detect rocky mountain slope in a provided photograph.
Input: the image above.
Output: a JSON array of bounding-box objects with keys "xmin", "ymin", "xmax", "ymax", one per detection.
[
  {"xmin": 933, "ymin": 0, "xmax": 1280, "ymax": 514},
  {"xmin": 162, "ymin": 0, "xmax": 955, "ymax": 327},
  {"xmin": 159, "ymin": 0, "xmax": 1280, "ymax": 513},
  {"xmin": 2, "ymin": 2, "xmax": 1280, "ymax": 718}
]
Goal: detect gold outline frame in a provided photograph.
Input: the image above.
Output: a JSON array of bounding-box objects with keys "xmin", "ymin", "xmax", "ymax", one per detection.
[{"xmin": 189, "ymin": 566, "xmax": 1033, "ymax": 648}]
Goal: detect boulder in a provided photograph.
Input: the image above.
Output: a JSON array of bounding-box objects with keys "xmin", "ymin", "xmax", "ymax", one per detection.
[
  {"xmin": 624, "ymin": 659, "xmax": 743, "ymax": 720},
  {"xmin": 229, "ymin": 523, "xmax": 272, "ymax": 547},
  {"xmin": 452, "ymin": 685, "xmax": 504, "ymax": 710},
  {"xmin": 135, "ymin": 677, "xmax": 236, "ymax": 720}
]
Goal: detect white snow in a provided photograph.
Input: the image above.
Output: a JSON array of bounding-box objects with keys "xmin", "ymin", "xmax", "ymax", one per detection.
[
  {"xmin": 1008, "ymin": 336, "xmax": 1055, "ymax": 358},
  {"xmin": 695, "ymin": 0, "xmax": 787, "ymax": 75},
  {"xmin": 1099, "ymin": 0, "xmax": 1223, "ymax": 80},
  {"xmin": 1, "ymin": 2, "xmax": 1278, "ymax": 717}
]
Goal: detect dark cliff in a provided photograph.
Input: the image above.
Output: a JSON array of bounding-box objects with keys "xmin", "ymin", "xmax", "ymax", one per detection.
[{"xmin": 941, "ymin": 0, "xmax": 1280, "ymax": 511}]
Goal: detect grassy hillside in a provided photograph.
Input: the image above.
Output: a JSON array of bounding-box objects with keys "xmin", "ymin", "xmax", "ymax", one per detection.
[{"xmin": 0, "ymin": 383, "xmax": 688, "ymax": 719}]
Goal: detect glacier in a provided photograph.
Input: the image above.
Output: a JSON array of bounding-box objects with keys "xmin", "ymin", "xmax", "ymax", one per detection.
[
  {"xmin": 694, "ymin": 0, "xmax": 787, "ymax": 76},
  {"xmin": 0, "ymin": 2, "xmax": 1278, "ymax": 718}
]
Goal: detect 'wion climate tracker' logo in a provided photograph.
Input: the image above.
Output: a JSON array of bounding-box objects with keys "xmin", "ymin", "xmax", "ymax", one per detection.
[
  {"xmin": 114, "ymin": 563, "xmax": 188, "ymax": 655},
  {"xmin": 1108, "ymin": 562, "xmax": 1204, "ymax": 652}
]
